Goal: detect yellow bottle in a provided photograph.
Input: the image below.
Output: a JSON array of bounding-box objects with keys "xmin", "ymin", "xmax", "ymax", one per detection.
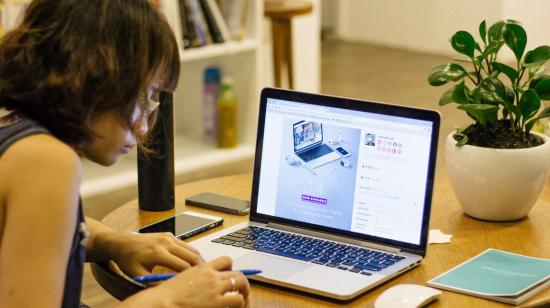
[{"xmin": 217, "ymin": 77, "xmax": 237, "ymax": 148}]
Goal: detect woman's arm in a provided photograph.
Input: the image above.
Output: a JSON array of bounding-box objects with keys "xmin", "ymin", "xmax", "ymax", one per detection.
[{"xmin": 0, "ymin": 134, "xmax": 82, "ymax": 307}]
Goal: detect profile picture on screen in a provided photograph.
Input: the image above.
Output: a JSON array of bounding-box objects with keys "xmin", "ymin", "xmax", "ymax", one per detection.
[{"xmin": 365, "ymin": 133, "xmax": 376, "ymax": 146}]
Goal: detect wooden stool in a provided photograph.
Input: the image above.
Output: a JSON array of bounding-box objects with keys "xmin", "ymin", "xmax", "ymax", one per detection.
[{"xmin": 265, "ymin": 0, "xmax": 313, "ymax": 89}]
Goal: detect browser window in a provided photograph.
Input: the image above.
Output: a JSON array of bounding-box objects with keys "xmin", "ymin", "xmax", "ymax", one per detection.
[{"xmin": 257, "ymin": 98, "xmax": 434, "ymax": 245}]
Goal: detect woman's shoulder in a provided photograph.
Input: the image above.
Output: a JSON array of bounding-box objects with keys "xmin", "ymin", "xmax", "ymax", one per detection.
[{"xmin": 1, "ymin": 133, "xmax": 82, "ymax": 185}]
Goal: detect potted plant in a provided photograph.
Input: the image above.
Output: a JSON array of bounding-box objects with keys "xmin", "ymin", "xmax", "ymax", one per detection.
[{"xmin": 428, "ymin": 19, "xmax": 550, "ymax": 221}]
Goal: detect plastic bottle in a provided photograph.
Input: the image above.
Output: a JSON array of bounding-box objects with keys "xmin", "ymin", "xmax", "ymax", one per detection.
[
  {"xmin": 217, "ymin": 77, "xmax": 238, "ymax": 148},
  {"xmin": 203, "ymin": 67, "xmax": 221, "ymax": 141}
]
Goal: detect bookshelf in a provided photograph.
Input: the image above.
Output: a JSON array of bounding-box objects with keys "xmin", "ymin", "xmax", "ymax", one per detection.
[{"xmin": 81, "ymin": 0, "xmax": 263, "ymax": 197}]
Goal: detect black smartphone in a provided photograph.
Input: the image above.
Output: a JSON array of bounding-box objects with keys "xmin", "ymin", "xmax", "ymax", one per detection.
[
  {"xmin": 336, "ymin": 146, "xmax": 350, "ymax": 157},
  {"xmin": 185, "ymin": 192, "xmax": 250, "ymax": 215},
  {"xmin": 136, "ymin": 211, "xmax": 223, "ymax": 240}
]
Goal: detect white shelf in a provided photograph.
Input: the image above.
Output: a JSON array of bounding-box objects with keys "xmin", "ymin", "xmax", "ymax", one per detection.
[
  {"xmin": 81, "ymin": 136, "xmax": 255, "ymax": 198},
  {"xmin": 180, "ymin": 39, "xmax": 258, "ymax": 62}
]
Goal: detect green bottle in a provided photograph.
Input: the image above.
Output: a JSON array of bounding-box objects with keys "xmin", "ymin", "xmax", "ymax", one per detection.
[{"xmin": 217, "ymin": 77, "xmax": 237, "ymax": 148}]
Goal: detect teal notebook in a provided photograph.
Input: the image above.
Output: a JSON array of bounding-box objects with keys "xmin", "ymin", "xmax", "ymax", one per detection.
[{"xmin": 427, "ymin": 248, "xmax": 550, "ymax": 305}]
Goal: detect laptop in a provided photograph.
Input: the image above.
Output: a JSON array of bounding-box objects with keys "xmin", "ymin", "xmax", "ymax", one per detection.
[
  {"xmin": 190, "ymin": 88, "xmax": 440, "ymax": 300},
  {"xmin": 292, "ymin": 120, "xmax": 342, "ymax": 169}
]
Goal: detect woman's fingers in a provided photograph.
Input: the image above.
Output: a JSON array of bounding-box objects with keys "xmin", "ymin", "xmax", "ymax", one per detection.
[
  {"xmin": 153, "ymin": 253, "xmax": 191, "ymax": 272},
  {"xmin": 219, "ymin": 271, "xmax": 250, "ymax": 298},
  {"xmin": 218, "ymin": 292, "xmax": 246, "ymax": 308},
  {"xmin": 207, "ymin": 256, "xmax": 233, "ymax": 271},
  {"xmin": 127, "ymin": 264, "xmax": 151, "ymax": 278},
  {"xmin": 173, "ymin": 240, "xmax": 203, "ymax": 258},
  {"xmin": 168, "ymin": 243, "xmax": 202, "ymax": 266}
]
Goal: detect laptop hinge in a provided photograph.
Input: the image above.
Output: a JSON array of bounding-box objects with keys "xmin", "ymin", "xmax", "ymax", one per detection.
[{"xmin": 266, "ymin": 222, "xmax": 401, "ymax": 254}]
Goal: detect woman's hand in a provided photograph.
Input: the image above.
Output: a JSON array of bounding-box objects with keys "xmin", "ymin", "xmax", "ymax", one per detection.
[
  {"xmin": 120, "ymin": 256, "xmax": 250, "ymax": 308},
  {"xmin": 85, "ymin": 218, "xmax": 204, "ymax": 277},
  {"xmin": 108, "ymin": 231, "xmax": 205, "ymax": 277}
]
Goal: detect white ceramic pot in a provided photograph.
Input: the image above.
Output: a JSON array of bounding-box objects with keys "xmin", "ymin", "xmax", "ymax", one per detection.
[{"xmin": 445, "ymin": 132, "xmax": 550, "ymax": 221}]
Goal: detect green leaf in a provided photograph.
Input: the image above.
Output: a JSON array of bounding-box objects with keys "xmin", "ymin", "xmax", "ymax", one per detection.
[
  {"xmin": 478, "ymin": 77, "xmax": 507, "ymax": 104},
  {"xmin": 488, "ymin": 21, "xmax": 505, "ymax": 43},
  {"xmin": 491, "ymin": 62, "xmax": 518, "ymax": 84},
  {"xmin": 529, "ymin": 74, "xmax": 550, "ymax": 89},
  {"xmin": 452, "ymin": 81, "xmax": 471, "ymax": 104},
  {"xmin": 509, "ymin": 104, "xmax": 521, "ymax": 119},
  {"xmin": 439, "ymin": 86, "xmax": 455, "ymax": 106},
  {"xmin": 428, "ymin": 63, "xmax": 467, "ymax": 86},
  {"xmin": 503, "ymin": 23, "xmax": 527, "ymax": 61},
  {"xmin": 505, "ymin": 86, "xmax": 515, "ymax": 106},
  {"xmin": 524, "ymin": 46, "xmax": 550, "ymax": 67},
  {"xmin": 519, "ymin": 89, "xmax": 541, "ymax": 120},
  {"xmin": 452, "ymin": 131, "xmax": 469, "ymax": 146},
  {"xmin": 475, "ymin": 43, "xmax": 482, "ymax": 52},
  {"xmin": 479, "ymin": 20, "xmax": 487, "ymax": 44},
  {"xmin": 534, "ymin": 78, "xmax": 550, "ymax": 100},
  {"xmin": 458, "ymin": 104, "xmax": 499, "ymax": 126},
  {"xmin": 477, "ymin": 41, "xmax": 500, "ymax": 63},
  {"xmin": 525, "ymin": 107, "xmax": 550, "ymax": 133},
  {"xmin": 533, "ymin": 106, "xmax": 550, "ymax": 120},
  {"xmin": 451, "ymin": 31, "xmax": 476, "ymax": 58}
]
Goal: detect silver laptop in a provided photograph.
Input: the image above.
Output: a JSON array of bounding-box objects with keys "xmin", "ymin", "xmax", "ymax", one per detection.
[
  {"xmin": 292, "ymin": 120, "xmax": 341, "ymax": 169},
  {"xmin": 190, "ymin": 88, "xmax": 440, "ymax": 300}
]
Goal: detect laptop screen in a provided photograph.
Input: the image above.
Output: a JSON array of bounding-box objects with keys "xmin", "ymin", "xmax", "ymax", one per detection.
[{"xmin": 252, "ymin": 89, "xmax": 439, "ymax": 252}]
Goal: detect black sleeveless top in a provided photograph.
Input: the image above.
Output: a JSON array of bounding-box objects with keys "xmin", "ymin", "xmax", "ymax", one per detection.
[{"xmin": 0, "ymin": 117, "xmax": 88, "ymax": 308}]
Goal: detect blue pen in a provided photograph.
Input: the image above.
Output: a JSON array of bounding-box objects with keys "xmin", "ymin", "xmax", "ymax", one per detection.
[{"xmin": 134, "ymin": 269, "xmax": 262, "ymax": 283}]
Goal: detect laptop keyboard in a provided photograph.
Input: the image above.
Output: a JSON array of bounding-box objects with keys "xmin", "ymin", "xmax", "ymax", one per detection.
[
  {"xmin": 211, "ymin": 226, "xmax": 405, "ymax": 276},
  {"xmin": 298, "ymin": 144, "xmax": 334, "ymax": 162}
]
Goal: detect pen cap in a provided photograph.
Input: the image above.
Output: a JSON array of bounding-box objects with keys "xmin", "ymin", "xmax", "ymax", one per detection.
[{"xmin": 137, "ymin": 91, "xmax": 175, "ymax": 211}]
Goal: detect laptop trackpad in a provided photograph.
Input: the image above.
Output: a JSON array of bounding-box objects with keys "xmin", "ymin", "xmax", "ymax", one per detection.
[{"xmin": 233, "ymin": 253, "xmax": 312, "ymax": 280}]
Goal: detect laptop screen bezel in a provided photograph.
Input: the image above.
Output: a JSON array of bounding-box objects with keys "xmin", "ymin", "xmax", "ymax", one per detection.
[{"xmin": 250, "ymin": 87, "xmax": 440, "ymax": 256}]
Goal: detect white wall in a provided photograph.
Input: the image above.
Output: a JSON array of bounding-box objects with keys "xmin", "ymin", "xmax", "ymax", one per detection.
[{"xmin": 335, "ymin": 0, "xmax": 550, "ymax": 58}]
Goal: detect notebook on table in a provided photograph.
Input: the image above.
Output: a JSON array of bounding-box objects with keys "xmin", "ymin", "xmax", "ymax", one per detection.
[
  {"xmin": 190, "ymin": 87, "xmax": 441, "ymax": 300},
  {"xmin": 427, "ymin": 248, "xmax": 550, "ymax": 305}
]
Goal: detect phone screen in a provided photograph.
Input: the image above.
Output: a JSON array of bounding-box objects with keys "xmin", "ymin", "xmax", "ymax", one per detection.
[{"xmin": 137, "ymin": 212, "xmax": 222, "ymax": 239}]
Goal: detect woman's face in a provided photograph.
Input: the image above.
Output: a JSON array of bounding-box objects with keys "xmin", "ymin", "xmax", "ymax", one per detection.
[{"xmin": 81, "ymin": 81, "xmax": 160, "ymax": 166}]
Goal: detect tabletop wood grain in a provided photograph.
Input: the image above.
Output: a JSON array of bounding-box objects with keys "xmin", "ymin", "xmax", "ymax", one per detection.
[{"xmin": 102, "ymin": 174, "xmax": 550, "ymax": 307}]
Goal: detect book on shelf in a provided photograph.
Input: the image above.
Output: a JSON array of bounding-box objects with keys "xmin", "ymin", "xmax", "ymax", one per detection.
[
  {"xmin": 205, "ymin": 0, "xmax": 231, "ymax": 42},
  {"xmin": 176, "ymin": 0, "xmax": 247, "ymax": 49},
  {"xmin": 177, "ymin": 0, "xmax": 191, "ymax": 49},
  {"xmin": 152, "ymin": 0, "xmax": 186, "ymax": 52},
  {"xmin": 427, "ymin": 248, "xmax": 550, "ymax": 305},
  {"xmin": 179, "ymin": 0, "xmax": 200, "ymax": 48},
  {"xmin": 218, "ymin": 0, "xmax": 248, "ymax": 41},
  {"xmin": 199, "ymin": 0, "xmax": 224, "ymax": 44},
  {"xmin": 188, "ymin": 0, "xmax": 212, "ymax": 47}
]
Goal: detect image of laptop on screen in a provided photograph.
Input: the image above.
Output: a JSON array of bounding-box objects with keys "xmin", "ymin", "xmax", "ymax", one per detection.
[
  {"xmin": 189, "ymin": 87, "xmax": 440, "ymax": 301},
  {"xmin": 293, "ymin": 120, "xmax": 341, "ymax": 169}
]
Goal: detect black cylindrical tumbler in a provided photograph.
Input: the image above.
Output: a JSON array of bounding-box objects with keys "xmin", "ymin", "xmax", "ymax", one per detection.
[{"xmin": 137, "ymin": 91, "xmax": 175, "ymax": 211}]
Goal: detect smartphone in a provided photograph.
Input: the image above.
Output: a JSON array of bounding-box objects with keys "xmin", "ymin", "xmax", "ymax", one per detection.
[
  {"xmin": 335, "ymin": 146, "xmax": 350, "ymax": 157},
  {"xmin": 136, "ymin": 211, "xmax": 223, "ymax": 240},
  {"xmin": 185, "ymin": 192, "xmax": 250, "ymax": 215}
]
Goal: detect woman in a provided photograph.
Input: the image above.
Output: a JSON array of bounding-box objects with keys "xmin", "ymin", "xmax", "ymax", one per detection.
[{"xmin": 0, "ymin": 0, "xmax": 249, "ymax": 307}]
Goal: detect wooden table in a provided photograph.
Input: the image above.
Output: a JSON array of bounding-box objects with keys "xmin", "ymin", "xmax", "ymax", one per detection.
[{"xmin": 100, "ymin": 173, "xmax": 550, "ymax": 307}]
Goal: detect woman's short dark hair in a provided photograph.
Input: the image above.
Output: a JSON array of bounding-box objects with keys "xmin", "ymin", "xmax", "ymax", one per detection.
[{"xmin": 0, "ymin": 0, "xmax": 180, "ymax": 146}]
